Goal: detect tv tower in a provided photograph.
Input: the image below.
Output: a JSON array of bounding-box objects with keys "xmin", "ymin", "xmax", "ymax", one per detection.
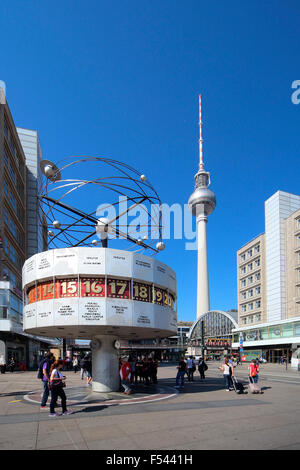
[{"xmin": 188, "ymin": 95, "xmax": 216, "ymax": 319}]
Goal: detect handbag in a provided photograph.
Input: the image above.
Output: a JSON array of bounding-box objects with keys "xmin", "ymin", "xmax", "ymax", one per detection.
[{"xmin": 49, "ymin": 370, "xmax": 66, "ymax": 390}]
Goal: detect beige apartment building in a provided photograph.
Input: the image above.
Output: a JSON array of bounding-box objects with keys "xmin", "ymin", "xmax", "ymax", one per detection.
[
  {"xmin": 285, "ymin": 208, "xmax": 300, "ymax": 319},
  {"xmin": 237, "ymin": 234, "xmax": 266, "ymax": 328},
  {"xmin": 233, "ymin": 191, "xmax": 300, "ymax": 365}
]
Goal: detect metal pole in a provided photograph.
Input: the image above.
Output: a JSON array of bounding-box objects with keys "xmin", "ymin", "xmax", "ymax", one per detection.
[{"xmin": 201, "ymin": 320, "xmax": 205, "ymax": 359}]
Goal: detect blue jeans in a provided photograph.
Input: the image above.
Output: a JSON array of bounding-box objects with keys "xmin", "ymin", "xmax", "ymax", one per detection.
[
  {"xmin": 41, "ymin": 380, "xmax": 49, "ymax": 406},
  {"xmin": 121, "ymin": 379, "xmax": 131, "ymax": 393},
  {"xmin": 176, "ymin": 371, "xmax": 185, "ymax": 387},
  {"xmin": 251, "ymin": 375, "xmax": 258, "ymax": 384},
  {"xmin": 224, "ymin": 374, "xmax": 232, "ymax": 389}
]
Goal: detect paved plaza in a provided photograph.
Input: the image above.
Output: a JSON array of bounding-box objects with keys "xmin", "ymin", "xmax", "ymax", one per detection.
[{"xmin": 1, "ymin": 362, "xmax": 300, "ymax": 450}]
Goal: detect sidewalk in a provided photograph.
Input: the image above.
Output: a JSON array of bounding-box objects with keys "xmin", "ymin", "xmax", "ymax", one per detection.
[{"xmin": 1, "ymin": 364, "xmax": 300, "ymax": 450}]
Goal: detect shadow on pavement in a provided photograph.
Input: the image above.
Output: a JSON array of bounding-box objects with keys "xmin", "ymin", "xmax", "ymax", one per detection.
[{"xmin": 0, "ymin": 390, "xmax": 32, "ymax": 398}]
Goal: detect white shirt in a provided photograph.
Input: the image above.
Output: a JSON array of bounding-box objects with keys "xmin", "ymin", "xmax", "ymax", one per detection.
[{"xmin": 187, "ymin": 359, "xmax": 195, "ymax": 368}]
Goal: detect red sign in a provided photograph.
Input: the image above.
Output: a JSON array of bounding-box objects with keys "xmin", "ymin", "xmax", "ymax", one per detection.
[
  {"xmin": 57, "ymin": 279, "xmax": 79, "ymax": 298},
  {"xmin": 80, "ymin": 278, "xmax": 105, "ymax": 297}
]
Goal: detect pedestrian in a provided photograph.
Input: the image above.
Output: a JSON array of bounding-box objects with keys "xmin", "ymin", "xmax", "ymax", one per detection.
[
  {"xmin": 120, "ymin": 357, "xmax": 132, "ymax": 394},
  {"xmin": 8, "ymin": 357, "xmax": 15, "ymax": 372},
  {"xmin": 79, "ymin": 355, "xmax": 86, "ymax": 380},
  {"xmin": 220, "ymin": 357, "xmax": 234, "ymax": 391},
  {"xmin": 39, "ymin": 352, "xmax": 54, "ymax": 409},
  {"xmin": 135, "ymin": 356, "xmax": 143, "ymax": 383},
  {"xmin": 148, "ymin": 357, "xmax": 157, "ymax": 384},
  {"xmin": 198, "ymin": 357, "xmax": 208, "ymax": 379},
  {"xmin": 186, "ymin": 356, "xmax": 196, "ymax": 382},
  {"xmin": 142, "ymin": 357, "xmax": 150, "ymax": 385},
  {"xmin": 72, "ymin": 356, "xmax": 79, "ymax": 373},
  {"xmin": 128, "ymin": 355, "xmax": 136, "ymax": 384},
  {"xmin": 19, "ymin": 357, "xmax": 26, "ymax": 371},
  {"xmin": 151, "ymin": 357, "xmax": 159, "ymax": 384},
  {"xmin": 49, "ymin": 360, "xmax": 73, "ymax": 417},
  {"xmin": 248, "ymin": 359, "xmax": 259, "ymax": 384},
  {"xmin": 0, "ymin": 354, "xmax": 6, "ymax": 374},
  {"xmin": 175, "ymin": 357, "xmax": 187, "ymax": 389},
  {"xmin": 84, "ymin": 356, "xmax": 92, "ymax": 386}
]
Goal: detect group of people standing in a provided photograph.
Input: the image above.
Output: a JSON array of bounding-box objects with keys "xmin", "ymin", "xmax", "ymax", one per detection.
[
  {"xmin": 119, "ymin": 355, "xmax": 159, "ymax": 395},
  {"xmin": 175, "ymin": 356, "xmax": 208, "ymax": 389}
]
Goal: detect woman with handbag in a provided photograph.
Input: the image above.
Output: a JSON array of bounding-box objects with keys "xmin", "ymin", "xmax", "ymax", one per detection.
[{"xmin": 49, "ymin": 360, "xmax": 73, "ymax": 417}]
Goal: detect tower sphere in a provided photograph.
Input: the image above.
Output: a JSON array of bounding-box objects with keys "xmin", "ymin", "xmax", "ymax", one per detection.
[{"xmin": 188, "ymin": 187, "xmax": 216, "ymax": 216}]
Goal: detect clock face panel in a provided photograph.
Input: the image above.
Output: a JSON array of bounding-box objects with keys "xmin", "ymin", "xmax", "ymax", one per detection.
[
  {"xmin": 23, "ymin": 248, "xmax": 177, "ymax": 338},
  {"xmin": 90, "ymin": 339, "xmax": 101, "ymax": 350},
  {"xmin": 114, "ymin": 340, "xmax": 121, "ymax": 349}
]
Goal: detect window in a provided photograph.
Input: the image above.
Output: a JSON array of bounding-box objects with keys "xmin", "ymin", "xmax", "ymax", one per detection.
[
  {"xmin": 249, "ymin": 315, "xmax": 254, "ymax": 323},
  {"xmin": 248, "ymin": 303, "xmax": 253, "ymax": 311},
  {"xmin": 4, "ymin": 180, "xmax": 9, "ymax": 198},
  {"xmin": 298, "ymin": 236, "xmax": 300, "ymax": 247},
  {"xmin": 4, "ymin": 150, "xmax": 9, "ymax": 167},
  {"xmin": 255, "ymin": 272, "xmax": 261, "ymax": 281},
  {"xmin": 255, "ymin": 286, "xmax": 261, "ymax": 295},
  {"xmin": 241, "ymin": 292, "xmax": 246, "ymax": 300},
  {"xmin": 281, "ymin": 323, "xmax": 293, "ymax": 338},
  {"xmin": 9, "ymin": 164, "xmax": 16, "ymax": 184},
  {"xmin": 9, "ymin": 192, "xmax": 16, "ymax": 210},
  {"xmin": 248, "ymin": 276, "xmax": 253, "ymax": 284},
  {"xmin": 255, "ymin": 314, "xmax": 261, "ymax": 322},
  {"xmin": 4, "ymin": 208, "xmax": 9, "ymax": 226},
  {"xmin": 240, "ymin": 253, "xmax": 246, "ymax": 262},
  {"xmin": 3, "ymin": 238, "xmax": 9, "ymax": 255},
  {"xmin": 10, "ymin": 272, "xmax": 16, "ymax": 289},
  {"xmin": 9, "ymin": 220, "xmax": 16, "ymax": 237},
  {"xmin": 241, "ymin": 266, "xmax": 246, "ymax": 274},
  {"xmin": 248, "ymin": 289, "xmax": 253, "ymax": 297},
  {"xmin": 4, "ymin": 122, "xmax": 9, "ymax": 139},
  {"xmin": 242, "ymin": 318, "xmax": 247, "ymax": 325},
  {"xmin": 248, "ymin": 249, "xmax": 253, "ymax": 258},
  {"xmin": 242, "ymin": 305, "xmax": 247, "ymax": 312},
  {"xmin": 254, "ymin": 245, "xmax": 260, "ymax": 253},
  {"xmin": 269, "ymin": 326, "xmax": 281, "ymax": 339},
  {"xmin": 10, "ymin": 246, "xmax": 16, "ymax": 264},
  {"xmin": 255, "ymin": 300, "xmax": 261, "ymax": 308},
  {"xmin": 9, "ymin": 139, "xmax": 15, "ymax": 157},
  {"xmin": 241, "ymin": 279, "xmax": 246, "ymax": 287},
  {"xmin": 255, "ymin": 258, "xmax": 260, "ymax": 267},
  {"xmin": 248, "ymin": 263, "xmax": 253, "ymax": 271}
]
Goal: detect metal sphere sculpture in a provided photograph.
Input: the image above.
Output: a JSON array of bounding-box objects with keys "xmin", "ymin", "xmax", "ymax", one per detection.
[{"xmin": 39, "ymin": 156, "xmax": 165, "ymax": 254}]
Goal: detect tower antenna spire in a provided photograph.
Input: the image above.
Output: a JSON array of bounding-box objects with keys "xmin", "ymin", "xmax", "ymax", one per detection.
[{"xmin": 199, "ymin": 94, "xmax": 204, "ymax": 171}]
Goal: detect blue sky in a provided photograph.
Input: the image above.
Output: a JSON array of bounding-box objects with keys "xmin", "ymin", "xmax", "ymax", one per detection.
[{"xmin": 1, "ymin": 0, "xmax": 300, "ymax": 321}]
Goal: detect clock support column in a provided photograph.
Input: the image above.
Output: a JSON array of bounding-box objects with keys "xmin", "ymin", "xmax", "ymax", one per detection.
[{"xmin": 91, "ymin": 335, "xmax": 120, "ymax": 392}]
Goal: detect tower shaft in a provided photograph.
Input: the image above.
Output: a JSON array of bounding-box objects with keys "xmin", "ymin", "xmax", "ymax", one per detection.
[{"xmin": 196, "ymin": 209, "xmax": 210, "ymax": 318}]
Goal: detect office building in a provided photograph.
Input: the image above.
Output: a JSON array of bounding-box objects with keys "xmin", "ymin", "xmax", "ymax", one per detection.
[
  {"xmin": 0, "ymin": 81, "xmax": 57, "ymax": 368},
  {"xmin": 233, "ymin": 191, "xmax": 300, "ymax": 365}
]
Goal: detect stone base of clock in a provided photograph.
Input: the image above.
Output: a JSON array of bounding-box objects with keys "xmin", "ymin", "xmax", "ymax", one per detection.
[{"xmin": 91, "ymin": 335, "xmax": 120, "ymax": 392}]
